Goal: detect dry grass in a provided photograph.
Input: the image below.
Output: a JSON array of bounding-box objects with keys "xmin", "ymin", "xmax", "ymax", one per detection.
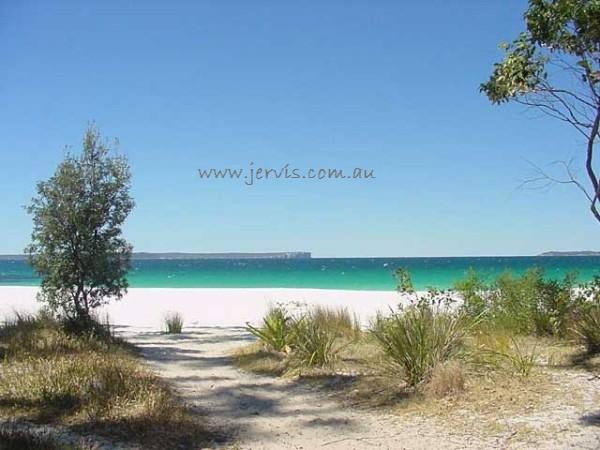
[
  {"xmin": 310, "ymin": 305, "xmax": 361, "ymax": 339},
  {"xmin": 424, "ymin": 361, "xmax": 465, "ymax": 398},
  {"xmin": 0, "ymin": 314, "xmax": 215, "ymax": 449},
  {"xmin": 231, "ymin": 342, "xmax": 288, "ymax": 376}
]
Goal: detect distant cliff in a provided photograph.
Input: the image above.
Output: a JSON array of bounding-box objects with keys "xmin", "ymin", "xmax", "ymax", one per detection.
[
  {"xmin": 538, "ymin": 251, "xmax": 600, "ymax": 257},
  {"xmin": 0, "ymin": 252, "xmax": 312, "ymax": 261},
  {"xmin": 131, "ymin": 252, "xmax": 311, "ymax": 260}
]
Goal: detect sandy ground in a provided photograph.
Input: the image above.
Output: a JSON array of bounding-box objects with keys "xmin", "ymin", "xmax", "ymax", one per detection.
[
  {"xmin": 0, "ymin": 286, "xmax": 400, "ymax": 328},
  {"xmin": 121, "ymin": 326, "xmax": 499, "ymax": 450},
  {"xmin": 121, "ymin": 326, "xmax": 600, "ymax": 450},
  {"xmin": 2, "ymin": 287, "xmax": 599, "ymax": 449}
]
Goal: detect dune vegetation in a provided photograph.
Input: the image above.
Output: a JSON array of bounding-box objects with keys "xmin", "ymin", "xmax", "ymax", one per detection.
[
  {"xmin": 0, "ymin": 312, "xmax": 213, "ymax": 449},
  {"xmin": 235, "ymin": 268, "xmax": 600, "ymax": 437}
]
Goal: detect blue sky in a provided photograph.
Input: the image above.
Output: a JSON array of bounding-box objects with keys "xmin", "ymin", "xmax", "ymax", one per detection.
[{"xmin": 0, "ymin": 0, "xmax": 597, "ymax": 257}]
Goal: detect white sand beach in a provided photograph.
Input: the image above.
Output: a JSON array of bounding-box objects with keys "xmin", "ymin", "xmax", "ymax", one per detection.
[
  {"xmin": 2, "ymin": 287, "xmax": 600, "ymax": 449},
  {"xmin": 0, "ymin": 286, "xmax": 402, "ymax": 328}
]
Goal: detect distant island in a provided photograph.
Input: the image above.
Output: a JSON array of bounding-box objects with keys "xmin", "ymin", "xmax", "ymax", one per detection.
[
  {"xmin": 538, "ymin": 251, "xmax": 600, "ymax": 257},
  {"xmin": 0, "ymin": 252, "xmax": 312, "ymax": 261}
]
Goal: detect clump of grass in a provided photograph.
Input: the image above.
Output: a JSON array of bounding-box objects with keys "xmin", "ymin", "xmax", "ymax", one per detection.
[
  {"xmin": 310, "ymin": 305, "xmax": 361, "ymax": 339},
  {"xmin": 573, "ymin": 304, "xmax": 600, "ymax": 354},
  {"xmin": 505, "ymin": 338, "xmax": 537, "ymax": 377},
  {"xmin": 246, "ymin": 305, "xmax": 294, "ymax": 353},
  {"xmin": 163, "ymin": 312, "xmax": 184, "ymax": 334},
  {"xmin": 290, "ymin": 311, "xmax": 341, "ymax": 368},
  {"xmin": 370, "ymin": 306, "xmax": 465, "ymax": 387},
  {"xmin": 245, "ymin": 304, "xmax": 352, "ymax": 369},
  {"xmin": 468, "ymin": 331, "xmax": 537, "ymax": 377}
]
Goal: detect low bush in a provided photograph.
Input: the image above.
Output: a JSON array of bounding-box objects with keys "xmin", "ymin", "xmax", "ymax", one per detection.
[
  {"xmin": 163, "ymin": 312, "xmax": 184, "ymax": 334},
  {"xmin": 453, "ymin": 268, "xmax": 488, "ymax": 318}
]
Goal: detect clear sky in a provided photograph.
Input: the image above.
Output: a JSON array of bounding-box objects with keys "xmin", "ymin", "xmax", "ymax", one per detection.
[{"xmin": 0, "ymin": 0, "xmax": 597, "ymax": 257}]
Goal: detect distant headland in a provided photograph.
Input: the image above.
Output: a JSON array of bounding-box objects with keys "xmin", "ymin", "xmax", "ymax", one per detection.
[
  {"xmin": 0, "ymin": 252, "xmax": 312, "ymax": 261},
  {"xmin": 538, "ymin": 251, "xmax": 600, "ymax": 257}
]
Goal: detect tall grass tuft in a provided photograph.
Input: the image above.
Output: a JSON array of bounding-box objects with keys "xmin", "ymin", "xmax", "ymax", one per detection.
[
  {"xmin": 504, "ymin": 337, "xmax": 537, "ymax": 377},
  {"xmin": 290, "ymin": 310, "xmax": 341, "ymax": 367},
  {"xmin": 246, "ymin": 304, "xmax": 350, "ymax": 367},
  {"xmin": 246, "ymin": 305, "xmax": 294, "ymax": 353},
  {"xmin": 310, "ymin": 305, "xmax": 361, "ymax": 339},
  {"xmin": 370, "ymin": 306, "xmax": 465, "ymax": 387},
  {"xmin": 163, "ymin": 312, "xmax": 184, "ymax": 334},
  {"xmin": 468, "ymin": 331, "xmax": 537, "ymax": 376},
  {"xmin": 573, "ymin": 305, "xmax": 600, "ymax": 354}
]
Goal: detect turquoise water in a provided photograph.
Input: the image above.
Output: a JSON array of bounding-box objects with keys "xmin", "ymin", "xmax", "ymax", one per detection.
[{"xmin": 1, "ymin": 256, "xmax": 599, "ymax": 291}]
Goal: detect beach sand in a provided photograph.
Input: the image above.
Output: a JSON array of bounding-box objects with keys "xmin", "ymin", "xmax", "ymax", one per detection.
[
  {"xmin": 0, "ymin": 286, "xmax": 401, "ymax": 328},
  {"xmin": 2, "ymin": 287, "xmax": 599, "ymax": 449}
]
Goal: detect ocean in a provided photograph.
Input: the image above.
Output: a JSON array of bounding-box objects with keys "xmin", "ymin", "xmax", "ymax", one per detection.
[{"xmin": 1, "ymin": 256, "xmax": 599, "ymax": 291}]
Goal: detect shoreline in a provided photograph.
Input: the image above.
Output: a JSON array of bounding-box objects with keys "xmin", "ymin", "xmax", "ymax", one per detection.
[{"xmin": 0, "ymin": 286, "xmax": 402, "ymax": 328}]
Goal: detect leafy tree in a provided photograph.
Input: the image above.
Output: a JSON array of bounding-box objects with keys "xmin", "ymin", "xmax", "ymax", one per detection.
[
  {"xmin": 26, "ymin": 126, "xmax": 134, "ymax": 322},
  {"xmin": 481, "ymin": 0, "xmax": 600, "ymax": 222}
]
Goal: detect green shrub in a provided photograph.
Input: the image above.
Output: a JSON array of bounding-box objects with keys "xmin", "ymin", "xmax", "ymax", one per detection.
[
  {"xmin": 163, "ymin": 312, "xmax": 184, "ymax": 334},
  {"xmin": 370, "ymin": 305, "xmax": 465, "ymax": 387},
  {"xmin": 246, "ymin": 305, "xmax": 294, "ymax": 352},
  {"xmin": 454, "ymin": 268, "xmax": 580, "ymax": 337},
  {"xmin": 394, "ymin": 267, "xmax": 415, "ymax": 294},
  {"xmin": 499, "ymin": 270, "xmax": 579, "ymax": 337},
  {"xmin": 454, "ymin": 268, "xmax": 488, "ymax": 317}
]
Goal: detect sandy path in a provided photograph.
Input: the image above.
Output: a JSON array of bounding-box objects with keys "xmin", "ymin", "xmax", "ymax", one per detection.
[
  {"xmin": 4, "ymin": 289, "xmax": 597, "ymax": 448},
  {"xmin": 122, "ymin": 326, "xmax": 507, "ymax": 450}
]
